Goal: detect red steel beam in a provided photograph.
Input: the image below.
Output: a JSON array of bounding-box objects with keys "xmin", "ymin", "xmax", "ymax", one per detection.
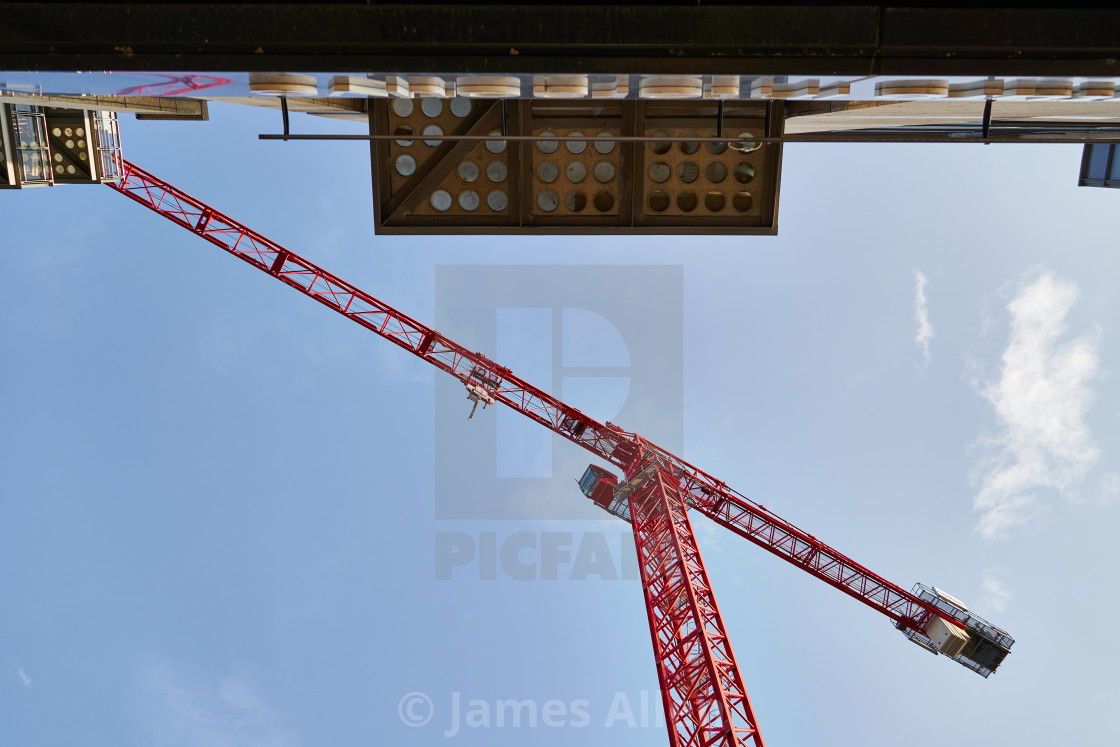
[
  {"xmin": 623, "ymin": 459, "xmax": 765, "ymax": 747},
  {"xmin": 105, "ymin": 160, "xmax": 962, "ymax": 642}
]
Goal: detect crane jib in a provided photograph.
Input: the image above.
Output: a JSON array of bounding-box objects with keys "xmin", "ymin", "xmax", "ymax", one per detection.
[{"xmin": 106, "ymin": 160, "xmax": 1012, "ymax": 680}]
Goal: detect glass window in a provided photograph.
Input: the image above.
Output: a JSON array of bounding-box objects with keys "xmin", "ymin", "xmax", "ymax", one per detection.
[
  {"xmin": 1087, "ymin": 143, "xmax": 1111, "ymax": 180},
  {"xmin": 19, "ymin": 149, "xmax": 49, "ymax": 182},
  {"xmin": 93, "ymin": 111, "xmax": 124, "ymax": 181},
  {"xmin": 10, "ymin": 106, "xmax": 51, "ymax": 184},
  {"xmin": 1109, "ymin": 147, "xmax": 1120, "ymax": 181}
]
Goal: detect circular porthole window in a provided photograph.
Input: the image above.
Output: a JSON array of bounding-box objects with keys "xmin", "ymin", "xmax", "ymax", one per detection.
[
  {"xmin": 430, "ymin": 190, "xmax": 452, "ymax": 212},
  {"xmin": 648, "ymin": 191, "xmax": 670, "ymax": 212},
  {"xmin": 459, "ymin": 190, "xmax": 480, "ymax": 211},
  {"xmin": 422, "ymin": 125, "xmax": 443, "ymax": 147},
  {"xmin": 485, "ymin": 131, "xmax": 506, "ymax": 154},
  {"xmin": 565, "ymin": 133, "xmax": 587, "ymax": 154},
  {"xmin": 449, "ymin": 98, "xmax": 472, "ymax": 117},
  {"xmin": 648, "ymin": 163, "xmax": 671, "ymax": 183},
  {"xmin": 486, "ymin": 162, "xmax": 508, "ymax": 182},
  {"xmin": 394, "ymin": 125, "xmax": 414, "ymax": 147},
  {"xmin": 391, "ymin": 99, "xmax": 414, "ymax": 117},
  {"xmin": 537, "ymin": 162, "xmax": 559, "ymax": 184},
  {"xmin": 537, "ymin": 133, "xmax": 559, "ymax": 154},
  {"xmin": 565, "ymin": 191, "xmax": 587, "ymax": 211},
  {"xmin": 537, "ymin": 190, "xmax": 559, "ymax": 212},
  {"xmin": 458, "ymin": 161, "xmax": 479, "ymax": 183},
  {"xmin": 734, "ymin": 163, "xmax": 756, "ymax": 184},
  {"xmin": 487, "ymin": 190, "xmax": 508, "ymax": 211},
  {"xmin": 593, "ymin": 190, "xmax": 615, "ymax": 212},
  {"xmin": 394, "ymin": 154, "xmax": 416, "ymax": 176}
]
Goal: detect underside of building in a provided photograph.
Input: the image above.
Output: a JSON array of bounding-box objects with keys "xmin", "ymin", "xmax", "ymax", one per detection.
[{"xmin": 5, "ymin": 2, "xmax": 1120, "ymax": 232}]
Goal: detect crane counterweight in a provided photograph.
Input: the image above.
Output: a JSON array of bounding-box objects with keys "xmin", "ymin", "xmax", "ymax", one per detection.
[{"xmin": 897, "ymin": 583, "xmax": 1014, "ymax": 677}]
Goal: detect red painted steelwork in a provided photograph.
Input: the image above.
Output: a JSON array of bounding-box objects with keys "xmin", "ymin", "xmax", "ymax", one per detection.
[
  {"xmin": 106, "ymin": 159, "xmax": 961, "ymax": 638},
  {"xmin": 622, "ymin": 458, "xmax": 764, "ymax": 747},
  {"xmin": 105, "ymin": 159, "xmax": 977, "ymax": 745},
  {"xmin": 113, "ymin": 73, "xmax": 232, "ymax": 97}
]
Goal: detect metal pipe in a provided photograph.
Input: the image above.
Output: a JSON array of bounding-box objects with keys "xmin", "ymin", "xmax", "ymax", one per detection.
[
  {"xmin": 259, "ymin": 132, "xmax": 1120, "ymax": 144},
  {"xmin": 280, "ymin": 97, "xmax": 290, "ymax": 140}
]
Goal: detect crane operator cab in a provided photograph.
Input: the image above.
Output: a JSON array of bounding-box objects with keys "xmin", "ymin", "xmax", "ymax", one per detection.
[
  {"xmin": 897, "ymin": 583, "xmax": 1014, "ymax": 677},
  {"xmin": 578, "ymin": 464, "xmax": 630, "ymax": 522}
]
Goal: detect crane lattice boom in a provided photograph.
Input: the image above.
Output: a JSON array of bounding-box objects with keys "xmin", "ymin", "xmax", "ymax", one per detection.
[
  {"xmin": 106, "ymin": 160, "xmax": 965, "ymax": 636},
  {"xmin": 104, "ymin": 159, "xmax": 1013, "ymax": 745}
]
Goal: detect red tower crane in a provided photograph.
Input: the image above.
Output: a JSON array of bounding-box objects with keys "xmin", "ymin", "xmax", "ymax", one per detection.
[{"xmin": 105, "ymin": 160, "xmax": 1014, "ymax": 747}]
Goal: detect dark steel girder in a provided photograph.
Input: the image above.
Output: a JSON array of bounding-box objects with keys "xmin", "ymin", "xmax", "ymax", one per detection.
[{"xmin": 3, "ymin": 3, "xmax": 1120, "ymax": 76}]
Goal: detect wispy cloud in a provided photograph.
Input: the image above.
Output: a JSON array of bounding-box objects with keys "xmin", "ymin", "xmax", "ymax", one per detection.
[
  {"xmin": 138, "ymin": 658, "xmax": 299, "ymax": 747},
  {"xmin": 10, "ymin": 662, "xmax": 32, "ymax": 689},
  {"xmin": 970, "ymin": 271, "xmax": 1101, "ymax": 539},
  {"xmin": 980, "ymin": 569, "xmax": 1012, "ymax": 614},
  {"xmin": 913, "ymin": 271, "xmax": 934, "ymax": 370},
  {"xmin": 1101, "ymin": 472, "xmax": 1120, "ymax": 506}
]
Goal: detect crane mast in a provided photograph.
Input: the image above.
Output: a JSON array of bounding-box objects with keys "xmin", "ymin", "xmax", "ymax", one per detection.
[
  {"xmin": 106, "ymin": 159, "xmax": 1013, "ymax": 745},
  {"xmin": 619, "ymin": 455, "xmax": 764, "ymax": 746}
]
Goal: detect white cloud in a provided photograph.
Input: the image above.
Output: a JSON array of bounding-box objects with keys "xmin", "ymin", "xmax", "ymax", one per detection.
[
  {"xmin": 913, "ymin": 270, "xmax": 934, "ymax": 370},
  {"xmin": 980, "ymin": 570, "xmax": 1012, "ymax": 614},
  {"xmin": 1101, "ymin": 472, "xmax": 1120, "ymax": 506},
  {"xmin": 10, "ymin": 663, "xmax": 32, "ymax": 689},
  {"xmin": 970, "ymin": 271, "xmax": 1101, "ymax": 539},
  {"xmin": 138, "ymin": 659, "xmax": 299, "ymax": 747}
]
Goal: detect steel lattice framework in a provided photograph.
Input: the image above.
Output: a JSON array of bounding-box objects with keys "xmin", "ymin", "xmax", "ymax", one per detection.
[
  {"xmin": 622, "ymin": 456, "xmax": 764, "ymax": 747},
  {"xmin": 105, "ymin": 159, "xmax": 999, "ymax": 745}
]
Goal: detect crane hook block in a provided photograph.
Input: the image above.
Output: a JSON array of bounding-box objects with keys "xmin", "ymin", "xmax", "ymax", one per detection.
[{"xmin": 465, "ymin": 383, "xmax": 495, "ymax": 419}]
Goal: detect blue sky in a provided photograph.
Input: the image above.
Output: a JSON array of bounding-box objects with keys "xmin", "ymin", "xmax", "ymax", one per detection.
[{"xmin": 2, "ymin": 101, "xmax": 1118, "ymax": 746}]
